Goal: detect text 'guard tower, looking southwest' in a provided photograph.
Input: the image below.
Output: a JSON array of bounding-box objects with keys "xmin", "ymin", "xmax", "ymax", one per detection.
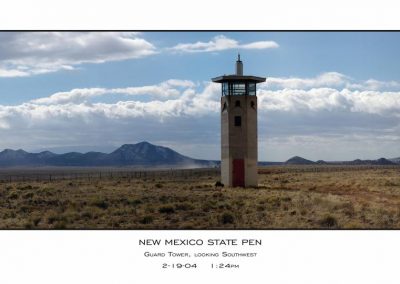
[{"xmin": 212, "ymin": 55, "xmax": 266, "ymax": 187}]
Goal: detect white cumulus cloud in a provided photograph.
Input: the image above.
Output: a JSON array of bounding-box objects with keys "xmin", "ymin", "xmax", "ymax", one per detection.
[
  {"xmin": 263, "ymin": 72, "xmax": 400, "ymax": 91},
  {"xmin": 170, "ymin": 35, "xmax": 279, "ymax": 53},
  {"xmin": 1, "ymin": 75, "xmax": 399, "ymax": 129},
  {"xmin": 0, "ymin": 73, "xmax": 399, "ymax": 160},
  {"xmin": 0, "ymin": 32, "xmax": 156, "ymax": 77},
  {"xmin": 31, "ymin": 79, "xmax": 196, "ymax": 105},
  {"xmin": 257, "ymin": 87, "xmax": 400, "ymax": 116}
]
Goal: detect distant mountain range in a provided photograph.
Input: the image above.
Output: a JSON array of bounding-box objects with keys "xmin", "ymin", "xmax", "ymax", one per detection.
[
  {"xmin": 0, "ymin": 142, "xmax": 398, "ymax": 168},
  {"xmin": 282, "ymin": 156, "xmax": 400, "ymax": 166},
  {"xmin": 0, "ymin": 142, "xmax": 217, "ymax": 168}
]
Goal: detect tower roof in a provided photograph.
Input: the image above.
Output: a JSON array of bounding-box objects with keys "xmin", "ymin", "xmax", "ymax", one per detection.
[{"xmin": 212, "ymin": 75, "xmax": 266, "ymax": 83}]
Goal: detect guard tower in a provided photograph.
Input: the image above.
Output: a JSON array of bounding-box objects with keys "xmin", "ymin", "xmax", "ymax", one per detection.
[{"xmin": 212, "ymin": 55, "xmax": 266, "ymax": 187}]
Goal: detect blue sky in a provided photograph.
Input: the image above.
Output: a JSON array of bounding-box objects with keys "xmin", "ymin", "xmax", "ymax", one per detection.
[{"xmin": 0, "ymin": 32, "xmax": 399, "ymax": 161}]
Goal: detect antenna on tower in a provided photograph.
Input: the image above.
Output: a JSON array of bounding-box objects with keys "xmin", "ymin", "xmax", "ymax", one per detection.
[{"xmin": 235, "ymin": 53, "xmax": 243, "ymax": 75}]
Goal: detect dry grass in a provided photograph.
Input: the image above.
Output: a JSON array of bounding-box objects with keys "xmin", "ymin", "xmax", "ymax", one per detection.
[{"xmin": 0, "ymin": 166, "xmax": 400, "ymax": 229}]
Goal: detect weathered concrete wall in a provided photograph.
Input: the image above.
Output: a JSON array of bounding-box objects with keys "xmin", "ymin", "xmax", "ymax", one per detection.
[
  {"xmin": 245, "ymin": 96, "xmax": 257, "ymax": 187},
  {"xmin": 221, "ymin": 95, "xmax": 258, "ymax": 187}
]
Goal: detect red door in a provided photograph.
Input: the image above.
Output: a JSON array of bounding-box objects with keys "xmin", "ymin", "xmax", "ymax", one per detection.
[{"xmin": 232, "ymin": 159, "xmax": 245, "ymax": 187}]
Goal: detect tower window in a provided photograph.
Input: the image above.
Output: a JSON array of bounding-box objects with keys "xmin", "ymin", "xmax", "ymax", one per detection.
[
  {"xmin": 251, "ymin": 101, "xmax": 255, "ymax": 109},
  {"xmin": 234, "ymin": 116, "xmax": 241, "ymax": 127},
  {"xmin": 248, "ymin": 83, "xmax": 256, "ymax": 96},
  {"xmin": 235, "ymin": 100, "xmax": 241, "ymax": 107},
  {"xmin": 222, "ymin": 82, "xmax": 229, "ymax": 96},
  {"xmin": 232, "ymin": 83, "xmax": 246, "ymax": 96}
]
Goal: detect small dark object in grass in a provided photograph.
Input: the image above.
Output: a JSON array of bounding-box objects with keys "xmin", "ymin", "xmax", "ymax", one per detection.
[
  {"xmin": 159, "ymin": 206, "xmax": 175, "ymax": 214},
  {"xmin": 9, "ymin": 193, "xmax": 18, "ymax": 199},
  {"xmin": 220, "ymin": 212, "xmax": 235, "ymax": 224},
  {"xmin": 93, "ymin": 199, "xmax": 109, "ymax": 210},
  {"xmin": 319, "ymin": 215, "xmax": 338, "ymax": 228},
  {"xmin": 129, "ymin": 199, "xmax": 142, "ymax": 206},
  {"xmin": 215, "ymin": 181, "xmax": 224, "ymax": 187},
  {"xmin": 256, "ymin": 205, "xmax": 265, "ymax": 212},
  {"xmin": 140, "ymin": 216, "xmax": 154, "ymax": 224}
]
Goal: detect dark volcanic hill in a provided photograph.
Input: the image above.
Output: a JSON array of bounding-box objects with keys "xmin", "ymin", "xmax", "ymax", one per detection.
[
  {"xmin": 0, "ymin": 142, "xmax": 217, "ymax": 168},
  {"xmin": 285, "ymin": 156, "xmax": 316, "ymax": 165},
  {"xmin": 106, "ymin": 142, "xmax": 201, "ymax": 166}
]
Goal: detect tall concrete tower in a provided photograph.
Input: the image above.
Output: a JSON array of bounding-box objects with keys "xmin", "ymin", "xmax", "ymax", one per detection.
[{"xmin": 212, "ymin": 55, "xmax": 266, "ymax": 187}]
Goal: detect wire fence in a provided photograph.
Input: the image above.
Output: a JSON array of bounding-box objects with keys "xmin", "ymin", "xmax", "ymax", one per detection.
[
  {"xmin": 0, "ymin": 168, "xmax": 221, "ymax": 183},
  {"xmin": 259, "ymin": 164, "xmax": 400, "ymax": 174}
]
